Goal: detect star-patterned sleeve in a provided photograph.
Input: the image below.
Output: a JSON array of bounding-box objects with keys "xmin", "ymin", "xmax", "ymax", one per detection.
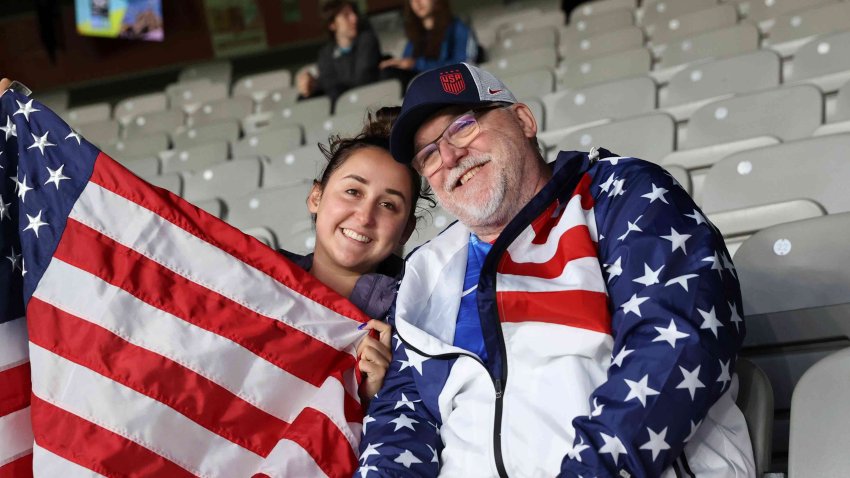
[
  {"xmin": 355, "ymin": 331, "xmax": 442, "ymax": 477},
  {"xmin": 559, "ymin": 157, "xmax": 745, "ymax": 477}
]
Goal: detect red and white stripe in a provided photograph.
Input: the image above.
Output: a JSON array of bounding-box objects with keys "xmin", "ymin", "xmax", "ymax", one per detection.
[
  {"xmin": 24, "ymin": 154, "xmax": 366, "ymax": 477},
  {"xmin": 0, "ymin": 316, "xmax": 33, "ymax": 478}
]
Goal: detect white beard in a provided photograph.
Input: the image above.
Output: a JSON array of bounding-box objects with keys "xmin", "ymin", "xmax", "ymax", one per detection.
[{"xmin": 438, "ymin": 155, "xmax": 509, "ymax": 228}]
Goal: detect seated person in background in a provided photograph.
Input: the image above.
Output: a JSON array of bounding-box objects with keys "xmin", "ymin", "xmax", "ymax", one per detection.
[
  {"xmin": 379, "ymin": 0, "xmax": 479, "ymax": 86},
  {"xmin": 296, "ymin": 0, "xmax": 382, "ymax": 108}
]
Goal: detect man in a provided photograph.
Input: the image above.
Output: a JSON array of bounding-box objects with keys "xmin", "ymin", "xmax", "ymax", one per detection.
[{"xmin": 357, "ymin": 63, "xmax": 755, "ymax": 477}]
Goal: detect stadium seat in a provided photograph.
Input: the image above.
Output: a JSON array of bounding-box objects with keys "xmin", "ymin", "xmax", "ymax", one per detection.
[
  {"xmin": 482, "ymin": 47, "xmax": 559, "ymax": 78},
  {"xmin": 160, "ymin": 141, "xmax": 229, "ymax": 175},
  {"xmin": 640, "ymin": 0, "xmax": 717, "ymax": 28},
  {"xmin": 182, "ymin": 157, "xmax": 263, "ymax": 202},
  {"xmin": 736, "ymin": 213, "xmax": 850, "ymax": 466},
  {"xmin": 243, "ymin": 226, "xmax": 278, "ymax": 248},
  {"xmin": 785, "ymin": 30, "xmax": 850, "ymax": 94},
  {"xmin": 764, "ymin": 2, "xmax": 850, "ymax": 57},
  {"xmin": 187, "ymin": 96, "xmax": 253, "ymax": 127},
  {"xmin": 559, "ymin": 8, "xmax": 634, "ymax": 41},
  {"xmin": 282, "ymin": 222, "xmax": 318, "ymax": 256},
  {"xmin": 304, "ymin": 111, "xmax": 366, "ymax": 148},
  {"xmin": 814, "ymin": 79, "xmax": 850, "ymax": 136},
  {"xmin": 735, "ymin": 357, "xmax": 774, "ymax": 478},
  {"xmin": 489, "ymin": 26, "xmax": 558, "ymax": 59},
  {"xmin": 166, "ymin": 81, "xmax": 229, "ymax": 113},
  {"xmin": 114, "ymin": 92, "xmax": 168, "ymax": 125},
  {"xmin": 558, "ymin": 48, "xmax": 652, "ymax": 90},
  {"xmin": 232, "ymin": 68, "xmax": 292, "ymax": 99},
  {"xmin": 660, "ymin": 50, "xmax": 782, "ymax": 121},
  {"xmin": 233, "ymin": 125, "xmax": 303, "ymax": 161},
  {"xmin": 65, "ymin": 102, "xmax": 111, "ymax": 126},
  {"xmin": 495, "ymin": 11, "xmax": 565, "ymax": 40},
  {"xmin": 570, "ymin": 0, "xmax": 637, "ymax": 21},
  {"xmin": 123, "ymin": 109, "xmax": 185, "ymax": 139},
  {"xmin": 645, "ymin": 4, "xmax": 739, "ymax": 48},
  {"xmin": 788, "ymin": 347, "xmax": 850, "ymax": 478},
  {"xmin": 664, "ymin": 164, "xmax": 692, "ymax": 195},
  {"xmin": 178, "ymin": 60, "xmax": 232, "ymax": 85},
  {"xmin": 551, "ymin": 112, "xmax": 676, "ymax": 163},
  {"xmin": 405, "ymin": 204, "xmax": 457, "ymax": 252},
  {"xmin": 225, "ymin": 183, "xmax": 314, "ymax": 247},
  {"xmin": 654, "ymin": 23, "xmax": 760, "ymax": 77},
  {"xmin": 559, "ymin": 26, "xmax": 645, "ymax": 61},
  {"xmin": 121, "ymin": 156, "xmax": 160, "ymax": 178},
  {"xmin": 502, "ymin": 68, "xmax": 556, "ymax": 102},
  {"xmin": 253, "ymin": 87, "xmax": 300, "ymax": 113},
  {"xmin": 193, "ymin": 198, "xmax": 226, "ymax": 219},
  {"xmin": 243, "ymin": 96, "xmax": 332, "ymax": 135},
  {"xmin": 262, "ymin": 144, "xmax": 326, "ymax": 189},
  {"xmin": 33, "ymin": 89, "xmax": 69, "ymax": 113},
  {"xmin": 543, "ymin": 76, "xmax": 656, "ymax": 131},
  {"xmin": 75, "ymin": 119, "xmax": 120, "ymax": 146},
  {"xmin": 102, "ymin": 133, "xmax": 170, "ymax": 161},
  {"xmin": 737, "ymin": 0, "xmax": 833, "ymax": 28},
  {"xmin": 144, "ymin": 172, "xmax": 183, "ymax": 196},
  {"xmin": 333, "ymin": 79, "xmax": 403, "ymax": 115},
  {"xmin": 171, "ymin": 119, "xmax": 240, "ymax": 150}
]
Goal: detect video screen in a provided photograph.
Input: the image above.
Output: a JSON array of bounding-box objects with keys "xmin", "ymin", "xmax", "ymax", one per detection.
[{"xmin": 76, "ymin": 0, "xmax": 164, "ymax": 41}]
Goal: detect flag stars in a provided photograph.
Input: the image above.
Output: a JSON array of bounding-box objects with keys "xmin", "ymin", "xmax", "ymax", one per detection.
[
  {"xmin": 359, "ymin": 442, "xmax": 383, "ymax": 463},
  {"xmin": 65, "ymin": 129, "xmax": 82, "ymax": 145},
  {"xmin": 427, "ymin": 445, "xmax": 439, "ymax": 463},
  {"xmin": 698, "ymin": 306, "xmax": 724, "ymax": 337},
  {"xmin": 599, "ymin": 433, "xmax": 628, "ymax": 465},
  {"xmin": 398, "ymin": 350, "xmax": 429, "ymax": 375},
  {"xmin": 728, "ymin": 301, "xmax": 743, "ymax": 332},
  {"xmin": 590, "ymin": 397, "xmax": 605, "ymax": 417},
  {"xmin": 16, "ymin": 175, "xmax": 33, "ymax": 203},
  {"xmin": 394, "ymin": 449, "xmax": 422, "ymax": 468},
  {"xmin": 362, "ymin": 415, "xmax": 376, "ymax": 434},
  {"xmin": 624, "ymin": 374, "xmax": 660, "ymax": 407},
  {"xmin": 685, "ymin": 420, "xmax": 702, "ymax": 443},
  {"xmin": 665, "ymin": 273, "xmax": 699, "ymax": 292},
  {"xmin": 640, "ymin": 427, "xmax": 671, "ymax": 462},
  {"xmin": 633, "ymin": 263, "xmax": 664, "ymax": 287},
  {"xmin": 617, "ymin": 215, "xmax": 643, "ymax": 241},
  {"xmin": 13, "ymin": 99, "xmax": 41, "ymax": 121},
  {"xmin": 1, "ymin": 116, "xmax": 16, "ymax": 140},
  {"xmin": 358, "ymin": 465, "xmax": 378, "ymax": 477},
  {"xmin": 0, "ymin": 197, "xmax": 11, "ymax": 221},
  {"xmin": 599, "ymin": 173, "xmax": 616, "ymax": 193},
  {"xmin": 610, "ymin": 178, "xmax": 626, "ymax": 197},
  {"xmin": 23, "ymin": 209, "xmax": 49, "ymax": 238},
  {"xmin": 652, "ymin": 319, "xmax": 690, "ymax": 348},
  {"xmin": 5, "ymin": 247, "xmax": 21, "ymax": 271},
  {"xmin": 685, "ymin": 209, "xmax": 707, "ymax": 225},
  {"xmin": 567, "ymin": 437, "xmax": 590, "ymax": 462},
  {"xmin": 605, "ymin": 257, "xmax": 623, "ymax": 282},
  {"xmin": 676, "ymin": 365, "xmax": 706, "ymax": 400},
  {"xmin": 621, "ymin": 293, "xmax": 649, "ymax": 317},
  {"xmin": 611, "ymin": 347, "xmax": 633, "ymax": 367},
  {"xmin": 394, "ymin": 393, "xmax": 421, "ymax": 411},
  {"xmin": 661, "ymin": 227, "xmax": 691, "ymax": 254},
  {"xmin": 717, "ymin": 359, "xmax": 732, "ymax": 390},
  {"xmin": 27, "ymin": 131, "xmax": 57, "ymax": 155},
  {"xmin": 44, "ymin": 164, "xmax": 70, "ymax": 190},
  {"xmin": 702, "ymin": 252, "xmax": 724, "ymax": 276},
  {"xmin": 641, "ymin": 183, "xmax": 670, "ymax": 204},
  {"xmin": 390, "ymin": 414, "xmax": 419, "ymax": 432}
]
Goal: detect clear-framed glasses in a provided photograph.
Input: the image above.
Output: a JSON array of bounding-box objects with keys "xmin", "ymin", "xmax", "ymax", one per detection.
[{"xmin": 412, "ymin": 102, "xmax": 512, "ymax": 177}]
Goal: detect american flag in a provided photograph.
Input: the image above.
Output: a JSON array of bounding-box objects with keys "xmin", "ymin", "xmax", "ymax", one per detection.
[{"xmin": 0, "ymin": 90, "xmax": 365, "ymax": 477}]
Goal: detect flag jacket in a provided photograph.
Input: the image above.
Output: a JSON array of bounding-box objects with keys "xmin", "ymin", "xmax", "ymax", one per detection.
[{"xmin": 357, "ymin": 149, "xmax": 756, "ymax": 478}]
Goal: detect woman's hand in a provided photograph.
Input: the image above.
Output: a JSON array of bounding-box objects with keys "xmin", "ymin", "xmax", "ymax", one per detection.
[
  {"xmin": 379, "ymin": 57, "xmax": 415, "ymax": 70},
  {"xmin": 295, "ymin": 71, "xmax": 317, "ymax": 97},
  {"xmin": 0, "ymin": 78, "xmax": 12, "ymax": 96},
  {"xmin": 356, "ymin": 319, "xmax": 393, "ymax": 406}
]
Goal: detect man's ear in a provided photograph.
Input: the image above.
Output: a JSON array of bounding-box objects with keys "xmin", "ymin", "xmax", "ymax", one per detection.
[
  {"xmin": 307, "ymin": 182, "xmax": 322, "ymax": 214},
  {"xmin": 512, "ymin": 103, "xmax": 539, "ymax": 140}
]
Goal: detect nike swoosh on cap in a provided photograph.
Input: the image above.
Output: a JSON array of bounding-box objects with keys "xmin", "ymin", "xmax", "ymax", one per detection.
[{"xmin": 488, "ymin": 88, "xmax": 503, "ymax": 94}]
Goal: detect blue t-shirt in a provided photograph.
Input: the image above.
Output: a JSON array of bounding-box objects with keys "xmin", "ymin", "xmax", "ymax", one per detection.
[{"xmin": 452, "ymin": 234, "xmax": 490, "ymax": 362}]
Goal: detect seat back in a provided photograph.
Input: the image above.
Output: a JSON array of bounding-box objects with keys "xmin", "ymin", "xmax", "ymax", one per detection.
[
  {"xmin": 333, "ymin": 79, "xmax": 403, "ymax": 115},
  {"xmin": 304, "ymin": 111, "xmax": 366, "ymax": 148},
  {"xmin": 114, "ymin": 92, "xmax": 168, "ymax": 125},
  {"xmin": 502, "ymin": 68, "xmax": 556, "ymax": 101},
  {"xmin": 225, "ymin": 184, "xmax": 313, "ymax": 241},
  {"xmin": 570, "ymin": 0, "xmax": 637, "ymax": 21},
  {"xmin": 65, "ymin": 102, "xmax": 111, "ymax": 126},
  {"xmin": 167, "ymin": 81, "xmax": 229, "ymax": 112},
  {"xmin": 741, "ymin": 0, "xmax": 833, "ymax": 23},
  {"xmin": 123, "ymin": 109, "xmax": 185, "ymax": 139},
  {"xmin": 160, "ymin": 141, "xmax": 229, "ymax": 175},
  {"xmin": 658, "ymin": 23, "xmax": 760, "ymax": 69},
  {"xmin": 232, "ymin": 69, "xmax": 292, "ymax": 98},
  {"xmin": 74, "ymin": 119, "xmax": 120, "ymax": 146},
  {"xmin": 233, "ymin": 125, "xmax": 303, "ymax": 160},
  {"xmin": 182, "ymin": 157, "xmax": 263, "ymax": 202},
  {"xmin": 262, "ymin": 144, "xmax": 326, "ymax": 189},
  {"xmin": 171, "ymin": 120, "xmax": 240, "ymax": 150},
  {"xmin": 489, "ymin": 27, "xmax": 558, "ymax": 59},
  {"xmin": 178, "ymin": 60, "xmax": 232, "ymax": 85},
  {"xmin": 647, "ymin": 4, "xmax": 739, "ymax": 47},
  {"xmin": 559, "ymin": 26, "xmax": 645, "ymax": 61},
  {"xmin": 554, "ymin": 112, "xmax": 676, "ymax": 162},
  {"xmin": 561, "ymin": 8, "xmax": 634, "ymax": 40},
  {"xmin": 188, "ymin": 96, "xmax": 253, "ymax": 127},
  {"xmin": 641, "ymin": 0, "xmax": 716, "ymax": 27},
  {"xmin": 483, "ymin": 47, "xmax": 559, "ymax": 77},
  {"xmin": 559, "ymin": 47, "xmax": 652, "ymax": 89},
  {"xmin": 103, "ymin": 133, "xmax": 170, "ymax": 161},
  {"xmin": 735, "ymin": 357, "xmax": 774, "ymax": 477},
  {"xmin": 767, "ymin": 2, "xmax": 850, "ymax": 46},
  {"xmin": 545, "ymin": 76, "xmax": 656, "ymax": 130},
  {"xmin": 786, "ymin": 30, "xmax": 850, "ymax": 93}
]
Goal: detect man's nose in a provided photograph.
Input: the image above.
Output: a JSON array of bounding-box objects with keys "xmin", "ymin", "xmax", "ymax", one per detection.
[{"xmin": 438, "ymin": 140, "xmax": 466, "ymax": 169}]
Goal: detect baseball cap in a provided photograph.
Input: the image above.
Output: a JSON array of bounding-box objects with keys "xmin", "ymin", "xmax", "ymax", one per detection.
[{"xmin": 389, "ymin": 62, "xmax": 517, "ymax": 164}]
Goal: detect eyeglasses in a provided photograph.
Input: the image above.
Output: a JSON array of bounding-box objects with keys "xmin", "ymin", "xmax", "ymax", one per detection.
[{"xmin": 412, "ymin": 103, "xmax": 511, "ymax": 177}]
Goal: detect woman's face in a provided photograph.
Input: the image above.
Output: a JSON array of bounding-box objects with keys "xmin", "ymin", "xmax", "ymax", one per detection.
[
  {"xmin": 409, "ymin": 0, "xmax": 435, "ymax": 20},
  {"xmin": 330, "ymin": 4, "xmax": 359, "ymax": 42},
  {"xmin": 308, "ymin": 146, "xmax": 415, "ymax": 275}
]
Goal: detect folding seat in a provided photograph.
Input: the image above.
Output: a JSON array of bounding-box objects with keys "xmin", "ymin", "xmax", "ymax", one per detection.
[
  {"xmin": 121, "ymin": 156, "xmax": 160, "ymax": 178},
  {"xmin": 488, "ymin": 27, "xmax": 558, "ymax": 60},
  {"xmin": 143, "ymin": 172, "xmax": 183, "ymax": 196},
  {"xmin": 193, "ymin": 198, "xmax": 226, "ymax": 219},
  {"xmin": 33, "ymin": 89, "xmax": 69, "ymax": 113},
  {"xmin": 764, "ymin": 2, "xmax": 850, "ymax": 57},
  {"xmin": 253, "ymin": 87, "xmax": 300, "ymax": 113},
  {"xmin": 123, "ymin": 109, "xmax": 185, "ymax": 140},
  {"xmin": 262, "ymin": 144, "xmax": 326, "ymax": 189},
  {"xmin": 404, "ymin": 205, "xmax": 457, "ymax": 253},
  {"xmin": 243, "ymin": 226, "xmax": 278, "ymax": 249},
  {"xmin": 232, "ymin": 125, "xmax": 303, "ymax": 161},
  {"xmin": 501, "ymin": 68, "xmax": 556, "ymax": 102},
  {"xmin": 785, "ymin": 30, "xmax": 850, "ymax": 94},
  {"xmin": 166, "ymin": 81, "xmax": 229, "ymax": 113},
  {"xmin": 64, "ymin": 102, "xmax": 111, "ymax": 126},
  {"xmin": 550, "ymin": 112, "xmax": 676, "ymax": 164},
  {"xmin": 645, "ymin": 4, "xmax": 739, "ymax": 49},
  {"xmin": 640, "ymin": 0, "xmax": 717, "ymax": 28},
  {"xmin": 496, "ymin": 14, "xmax": 564, "ymax": 42},
  {"xmin": 735, "ymin": 213, "xmax": 850, "ymax": 464},
  {"xmin": 333, "ymin": 79, "xmax": 403, "ymax": 115},
  {"xmin": 74, "ymin": 119, "xmax": 120, "ymax": 146},
  {"xmin": 559, "ymin": 26, "xmax": 644, "ymax": 62},
  {"xmin": 558, "ymin": 8, "xmax": 634, "ymax": 41},
  {"xmin": 654, "ymin": 23, "xmax": 760, "ymax": 77},
  {"xmin": 558, "ymin": 47, "xmax": 651, "ymax": 90},
  {"xmin": 171, "ymin": 120, "xmax": 240, "ymax": 150},
  {"xmin": 664, "ymin": 164, "xmax": 691, "ymax": 196},
  {"xmin": 225, "ymin": 183, "xmax": 314, "ymax": 249},
  {"xmin": 114, "ymin": 92, "xmax": 168, "ymax": 125},
  {"xmin": 242, "ymin": 96, "xmax": 332, "ymax": 135},
  {"xmin": 543, "ymin": 76, "xmax": 656, "ymax": 131},
  {"xmin": 788, "ymin": 346, "xmax": 850, "ymax": 478},
  {"xmin": 102, "ymin": 133, "xmax": 169, "ymax": 161},
  {"xmin": 281, "ymin": 223, "xmax": 318, "ymax": 255},
  {"xmin": 737, "ymin": 0, "xmax": 833, "ymax": 27},
  {"xmin": 570, "ymin": 0, "xmax": 637, "ymax": 21},
  {"xmin": 304, "ymin": 111, "xmax": 366, "ymax": 148},
  {"xmin": 187, "ymin": 96, "xmax": 253, "ymax": 127},
  {"xmin": 232, "ymin": 68, "xmax": 292, "ymax": 99},
  {"xmin": 482, "ymin": 47, "xmax": 558, "ymax": 78},
  {"xmin": 700, "ymin": 134, "xmax": 850, "ymax": 250},
  {"xmin": 814, "ymin": 79, "xmax": 850, "ymax": 136},
  {"xmin": 160, "ymin": 141, "xmax": 229, "ymax": 175},
  {"xmin": 660, "ymin": 50, "xmax": 782, "ymax": 121},
  {"xmin": 182, "ymin": 157, "xmax": 263, "ymax": 202},
  {"xmin": 735, "ymin": 358, "xmax": 775, "ymax": 478},
  {"xmin": 178, "ymin": 60, "xmax": 232, "ymax": 86}
]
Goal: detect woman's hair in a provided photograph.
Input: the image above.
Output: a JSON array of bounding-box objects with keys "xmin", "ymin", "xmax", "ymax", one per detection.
[
  {"xmin": 320, "ymin": 0, "xmax": 360, "ymax": 41},
  {"xmin": 316, "ymin": 106, "xmax": 436, "ymax": 227},
  {"xmin": 404, "ymin": 0, "xmax": 453, "ymax": 60}
]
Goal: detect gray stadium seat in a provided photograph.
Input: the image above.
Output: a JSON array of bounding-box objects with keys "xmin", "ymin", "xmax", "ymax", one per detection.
[
  {"xmin": 243, "ymin": 226, "xmax": 278, "ymax": 248},
  {"xmin": 167, "ymin": 81, "xmax": 229, "ymax": 112},
  {"xmin": 560, "ymin": 8, "xmax": 634, "ymax": 46},
  {"xmin": 193, "ymin": 198, "xmax": 226, "ymax": 219},
  {"xmin": 304, "ymin": 111, "xmax": 366, "ymax": 148},
  {"xmin": 232, "ymin": 68, "xmax": 292, "ymax": 99},
  {"xmin": 121, "ymin": 156, "xmax": 160, "ymax": 177},
  {"xmin": 242, "ymin": 96, "xmax": 332, "ymax": 135},
  {"xmin": 333, "ymin": 79, "xmax": 403, "ymax": 115},
  {"xmin": 655, "ymin": 23, "xmax": 760, "ymax": 73},
  {"xmin": 489, "ymin": 27, "xmax": 558, "ymax": 59},
  {"xmin": 123, "ymin": 109, "xmax": 185, "ymax": 139},
  {"xmin": 233, "ymin": 125, "xmax": 303, "ymax": 160},
  {"xmin": 405, "ymin": 204, "xmax": 457, "ymax": 253},
  {"xmin": 786, "ymin": 30, "xmax": 850, "ymax": 94},
  {"xmin": 102, "ymin": 133, "xmax": 169, "ymax": 161},
  {"xmin": 160, "ymin": 141, "xmax": 229, "ymax": 175},
  {"xmin": 75, "ymin": 119, "xmax": 120, "ymax": 146},
  {"xmin": 660, "ymin": 50, "xmax": 782, "ymax": 121},
  {"xmin": 282, "ymin": 222, "xmax": 318, "ymax": 256},
  {"xmin": 543, "ymin": 76, "xmax": 656, "ymax": 131},
  {"xmin": 664, "ymin": 164, "xmax": 692, "ymax": 195},
  {"xmin": 640, "ymin": 0, "xmax": 716, "ymax": 28},
  {"xmin": 552, "ymin": 112, "xmax": 676, "ymax": 163},
  {"xmin": 178, "ymin": 60, "xmax": 232, "ymax": 86},
  {"xmin": 33, "ymin": 89, "xmax": 69, "ymax": 113},
  {"xmin": 559, "ymin": 26, "xmax": 645, "ymax": 61},
  {"xmin": 735, "ymin": 213, "xmax": 850, "ymax": 466},
  {"xmin": 182, "ymin": 157, "xmax": 263, "ymax": 202},
  {"xmin": 114, "ymin": 92, "xmax": 168, "ymax": 125},
  {"xmin": 502, "ymin": 68, "xmax": 556, "ymax": 102},
  {"xmin": 143, "ymin": 172, "xmax": 183, "ymax": 196},
  {"xmin": 187, "ymin": 96, "xmax": 253, "ymax": 127},
  {"xmin": 814, "ymin": 79, "xmax": 850, "ymax": 136},
  {"xmin": 65, "ymin": 102, "xmax": 111, "ymax": 126},
  {"xmin": 788, "ymin": 347, "xmax": 850, "ymax": 478},
  {"xmin": 765, "ymin": 2, "xmax": 850, "ymax": 56},
  {"xmin": 735, "ymin": 357, "xmax": 774, "ymax": 478},
  {"xmin": 254, "ymin": 87, "xmax": 300, "ymax": 113},
  {"xmin": 495, "ymin": 11, "xmax": 565, "ymax": 40},
  {"xmin": 558, "ymin": 47, "xmax": 652, "ymax": 90},
  {"xmin": 262, "ymin": 147, "xmax": 325, "ymax": 189},
  {"xmin": 570, "ymin": 0, "xmax": 637, "ymax": 21},
  {"xmin": 646, "ymin": 4, "xmax": 739, "ymax": 48},
  {"xmin": 171, "ymin": 120, "xmax": 240, "ymax": 150},
  {"xmin": 225, "ymin": 183, "xmax": 313, "ymax": 247},
  {"xmin": 482, "ymin": 47, "xmax": 559, "ymax": 78},
  {"xmin": 738, "ymin": 0, "xmax": 833, "ymax": 27}
]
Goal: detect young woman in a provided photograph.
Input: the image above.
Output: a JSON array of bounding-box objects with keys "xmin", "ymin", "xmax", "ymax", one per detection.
[
  {"xmin": 280, "ymin": 107, "xmax": 434, "ymax": 405},
  {"xmin": 380, "ymin": 0, "xmax": 479, "ymax": 77}
]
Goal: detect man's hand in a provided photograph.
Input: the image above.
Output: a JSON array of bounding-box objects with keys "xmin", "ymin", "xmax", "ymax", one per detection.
[
  {"xmin": 0, "ymin": 78, "xmax": 12, "ymax": 96},
  {"xmin": 356, "ymin": 319, "xmax": 393, "ymax": 405},
  {"xmin": 295, "ymin": 70, "xmax": 317, "ymax": 97}
]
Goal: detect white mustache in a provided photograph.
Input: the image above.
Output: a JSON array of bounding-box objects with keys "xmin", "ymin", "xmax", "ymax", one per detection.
[{"xmin": 443, "ymin": 154, "xmax": 491, "ymax": 193}]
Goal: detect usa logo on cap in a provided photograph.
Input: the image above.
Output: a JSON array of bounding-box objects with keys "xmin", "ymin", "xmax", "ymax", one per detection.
[{"xmin": 440, "ymin": 69, "xmax": 466, "ymax": 95}]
